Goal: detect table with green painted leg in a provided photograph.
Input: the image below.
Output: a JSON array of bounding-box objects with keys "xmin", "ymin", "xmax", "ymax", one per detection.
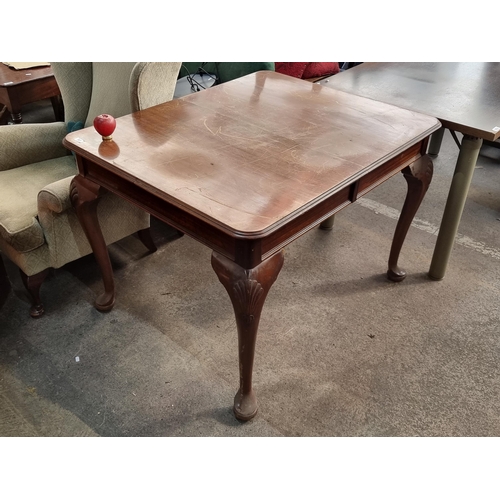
[{"xmin": 321, "ymin": 62, "xmax": 500, "ymax": 280}]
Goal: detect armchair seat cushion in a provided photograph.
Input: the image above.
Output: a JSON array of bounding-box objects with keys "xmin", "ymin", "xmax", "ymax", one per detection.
[
  {"xmin": 0, "ymin": 156, "xmax": 76, "ymax": 252},
  {"xmin": 0, "ymin": 62, "xmax": 181, "ymax": 317}
]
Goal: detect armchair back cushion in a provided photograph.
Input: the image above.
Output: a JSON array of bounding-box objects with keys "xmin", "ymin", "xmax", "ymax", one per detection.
[
  {"xmin": 85, "ymin": 62, "xmax": 137, "ymax": 127},
  {"xmin": 0, "ymin": 62, "xmax": 181, "ymax": 279},
  {"xmin": 51, "ymin": 63, "xmax": 93, "ymax": 125}
]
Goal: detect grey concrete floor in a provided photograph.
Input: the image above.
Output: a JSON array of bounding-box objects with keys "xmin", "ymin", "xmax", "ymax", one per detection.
[{"xmin": 0, "ymin": 97, "xmax": 499, "ymax": 437}]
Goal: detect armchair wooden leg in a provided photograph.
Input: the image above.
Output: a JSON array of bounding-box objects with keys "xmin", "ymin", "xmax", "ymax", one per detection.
[
  {"xmin": 20, "ymin": 269, "xmax": 49, "ymax": 318},
  {"xmin": 1, "ymin": 256, "xmax": 11, "ymax": 309},
  {"xmin": 137, "ymin": 228, "xmax": 157, "ymax": 253}
]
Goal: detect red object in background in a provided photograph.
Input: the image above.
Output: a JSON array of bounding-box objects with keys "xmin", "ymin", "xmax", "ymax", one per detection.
[
  {"xmin": 275, "ymin": 62, "xmax": 340, "ymax": 80},
  {"xmin": 93, "ymin": 114, "xmax": 116, "ymax": 139},
  {"xmin": 274, "ymin": 62, "xmax": 308, "ymax": 78}
]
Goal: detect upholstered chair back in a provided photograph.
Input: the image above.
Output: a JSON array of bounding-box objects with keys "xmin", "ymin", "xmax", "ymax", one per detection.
[
  {"xmin": 84, "ymin": 62, "xmax": 137, "ymax": 126},
  {"xmin": 52, "ymin": 62, "xmax": 181, "ymax": 128},
  {"xmin": 50, "ymin": 63, "xmax": 93, "ymax": 125},
  {"xmin": 0, "ymin": 62, "xmax": 181, "ymax": 317}
]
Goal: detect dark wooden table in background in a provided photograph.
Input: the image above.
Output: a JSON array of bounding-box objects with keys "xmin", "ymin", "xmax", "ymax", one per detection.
[
  {"xmin": 65, "ymin": 71, "xmax": 440, "ymax": 420},
  {"xmin": 0, "ymin": 63, "xmax": 62, "ymax": 124},
  {"xmin": 320, "ymin": 62, "xmax": 500, "ymax": 280}
]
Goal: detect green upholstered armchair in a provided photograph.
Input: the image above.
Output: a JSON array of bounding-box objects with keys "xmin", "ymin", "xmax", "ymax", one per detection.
[
  {"xmin": 178, "ymin": 62, "xmax": 275, "ymax": 84},
  {"xmin": 0, "ymin": 62, "xmax": 181, "ymax": 317}
]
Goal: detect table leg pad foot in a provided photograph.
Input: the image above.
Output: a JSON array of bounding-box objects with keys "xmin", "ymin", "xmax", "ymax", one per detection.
[
  {"xmin": 95, "ymin": 292, "xmax": 115, "ymax": 312},
  {"xmin": 30, "ymin": 304, "xmax": 45, "ymax": 318},
  {"xmin": 427, "ymin": 273, "xmax": 444, "ymax": 282},
  {"xmin": 387, "ymin": 266, "xmax": 407, "ymax": 282},
  {"xmin": 233, "ymin": 389, "xmax": 258, "ymax": 421}
]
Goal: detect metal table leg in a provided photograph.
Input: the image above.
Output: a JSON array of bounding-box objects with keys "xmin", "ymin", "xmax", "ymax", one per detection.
[
  {"xmin": 428, "ymin": 135, "xmax": 483, "ymax": 280},
  {"xmin": 428, "ymin": 127, "xmax": 445, "ymax": 156},
  {"xmin": 319, "ymin": 214, "xmax": 335, "ymax": 230}
]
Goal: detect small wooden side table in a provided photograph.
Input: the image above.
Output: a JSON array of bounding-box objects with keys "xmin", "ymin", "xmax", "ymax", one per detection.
[{"xmin": 0, "ymin": 63, "xmax": 63, "ymax": 124}]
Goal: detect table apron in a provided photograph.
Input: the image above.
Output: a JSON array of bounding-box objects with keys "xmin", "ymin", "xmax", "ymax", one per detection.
[
  {"xmin": 76, "ymin": 139, "xmax": 425, "ymax": 269},
  {"xmin": 78, "ymin": 156, "xmax": 242, "ymax": 262},
  {"xmin": 0, "ymin": 78, "xmax": 60, "ymax": 110},
  {"xmin": 260, "ymin": 141, "xmax": 424, "ymax": 260}
]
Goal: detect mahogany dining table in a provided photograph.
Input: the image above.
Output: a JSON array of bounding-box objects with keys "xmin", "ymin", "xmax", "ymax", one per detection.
[{"xmin": 65, "ymin": 71, "xmax": 440, "ymax": 420}]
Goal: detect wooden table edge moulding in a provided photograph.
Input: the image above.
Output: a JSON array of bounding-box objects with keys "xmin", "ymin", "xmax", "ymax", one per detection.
[{"xmin": 65, "ymin": 71, "xmax": 440, "ymax": 421}]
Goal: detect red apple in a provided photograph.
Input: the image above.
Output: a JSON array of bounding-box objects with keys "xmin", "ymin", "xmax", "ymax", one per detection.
[{"xmin": 93, "ymin": 114, "xmax": 116, "ymax": 140}]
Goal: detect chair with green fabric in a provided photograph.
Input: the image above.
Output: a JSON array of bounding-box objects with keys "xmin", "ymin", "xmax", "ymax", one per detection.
[
  {"xmin": 0, "ymin": 62, "xmax": 181, "ymax": 317},
  {"xmin": 178, "ymin": 62, "xmax": 274, "ymax": 84}
]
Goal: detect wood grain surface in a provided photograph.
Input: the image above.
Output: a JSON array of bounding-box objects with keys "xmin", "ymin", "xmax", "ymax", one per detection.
[{"xmin": 64, "ymin": 71, "xmax": 439, "ymax": 237}]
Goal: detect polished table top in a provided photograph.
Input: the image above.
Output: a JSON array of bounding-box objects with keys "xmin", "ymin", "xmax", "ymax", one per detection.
[
  {"xmin": 65, "ymin": 71, "xmax": 439, "ymax": 241},
  {"xmin": 0, "ymin": 63, "xmax": 54, "ymax": 87},
  {"xmin": 321, "ymin": 62, "xmax": 500, "ymax": 141}
]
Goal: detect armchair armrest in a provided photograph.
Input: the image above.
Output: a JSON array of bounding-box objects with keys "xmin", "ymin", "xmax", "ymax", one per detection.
[
  {"xmin": 0, "ymin": 122, "xmax": 68, "ymax": 172},
  {"xmin": 37, "ymin": 176, "xmax": 74, "ymax": 214}
]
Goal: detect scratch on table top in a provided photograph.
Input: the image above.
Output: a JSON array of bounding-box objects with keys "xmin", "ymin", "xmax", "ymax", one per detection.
[
  {"xmin": 370, "ymin": 115, "xmax": 399, "ymax": 131},
  {"xmin": 203, "ymin": 120, "xmax": 221, "ymax": 136}
]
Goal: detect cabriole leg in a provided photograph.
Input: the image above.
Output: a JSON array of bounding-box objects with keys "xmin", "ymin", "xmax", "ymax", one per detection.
[
  {"xmin": 70, "ymin": 175, "xmax": 115, "ymax": 311},
  {"xmin": 137, "ymin": 228, "xmax": 157, "ymax": 253},
  {"xmin": 387, "ymin": 155, "xmax": 433, "ymax": 282},
  {"xmin": 211, "ymin": 251, "xmax": 284, "ymax": 421}
]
